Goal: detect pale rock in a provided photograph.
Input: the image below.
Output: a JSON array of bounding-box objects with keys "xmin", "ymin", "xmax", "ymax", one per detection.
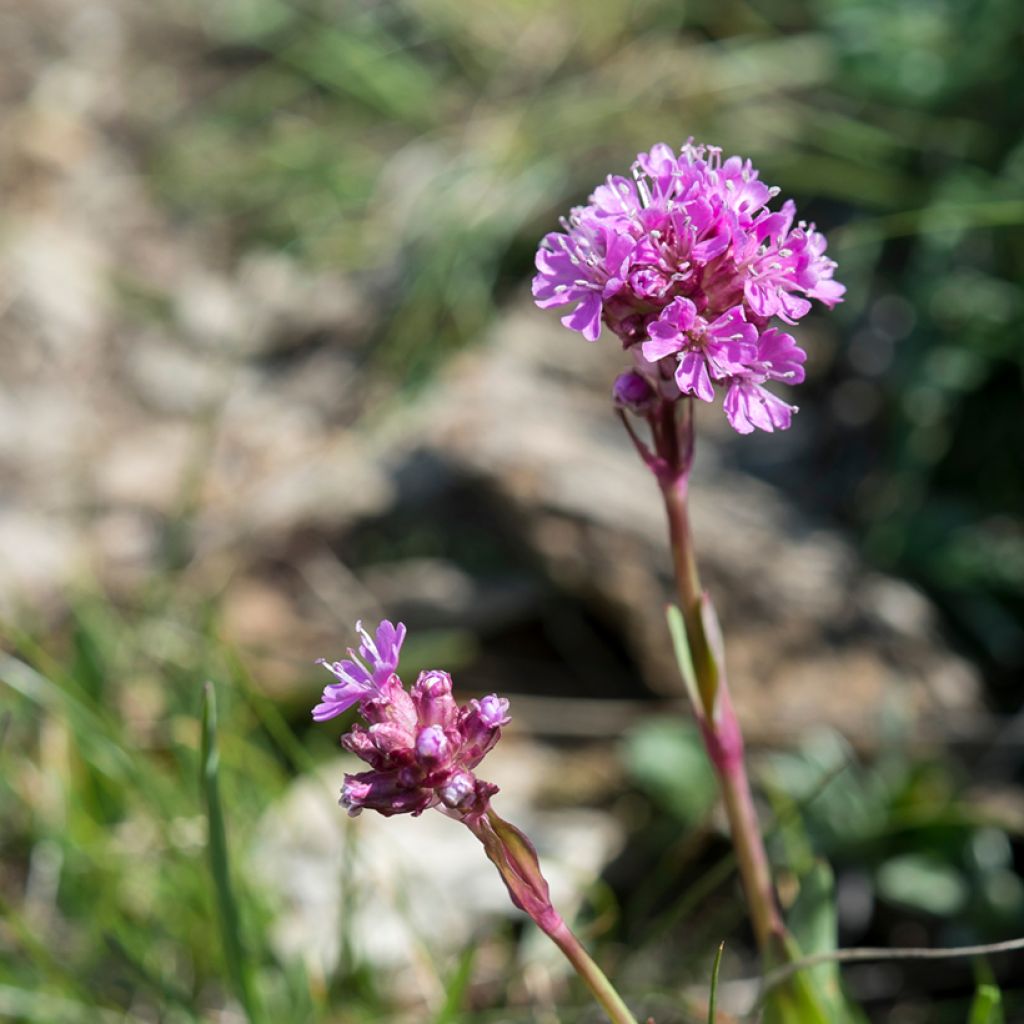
[{"xmin": 251, "ymin": 741, "xmax": 623, "ymax": 983}]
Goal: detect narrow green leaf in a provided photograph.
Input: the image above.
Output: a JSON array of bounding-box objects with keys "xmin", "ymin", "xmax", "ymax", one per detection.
[
  {"xmin": 623, "ymin": 719, "xmax": 717, "ymax": 823},
  {"xmin": 224, "ymin": 646, "xmax": 318, "ymax": 776},
  {"xmin": 431, "ymin": 942, "xmax": 478, "ymax": 1024},
  {"xmin": 877, "ymin": 854, "xmax": 968, "ymax": 917},
  {"xmin": 279, "ymin": 26, "xmax": 436, "ymax": 125},
  {"xmin": 762, "ymin": 934, "xmax": 834, "ymax": 1024},
  {"xmin": 0, "ymin": 653, "xmax": 135, "ymax": 783},
  {"xmin": 762, "ymin": 972, "xmax": 833, "ymax": 1024},
  {"xmin": 698, "ymin": 594, "xmax": 724, "ymax": 714},
  {"xmin": 200, "ymin": 682, "xmax": 264, "ymax": 1024},
  {"xmin": 665, "ymin": 604, "xmax": 703, "ymax": 717},
  {"xmin": 707, "ymin": 941, "xmax": 725, "ymax": 1024},
  {"xmin": 969, "ymin": 982, "xmax": 1004, "ymax": 1024},
  {"xmin": 787, "ymin": 861, "xmax": 841, "ymax": 1009}
]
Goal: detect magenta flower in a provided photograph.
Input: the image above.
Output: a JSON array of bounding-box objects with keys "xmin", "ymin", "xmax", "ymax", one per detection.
[
  {"xmin": 312, "ymin": 619, "xmax": 407, "ymax": 721},
  {"xmin": 532, "ymin": 140, "xmax": 843, "ymax": 433},
  {"xmin": 314, "ymin": 621, "xmax": 510, "ymax": 819},
  {"xmin": 721, "ymin": 327, "xmax": 808, "ymax": 434}
]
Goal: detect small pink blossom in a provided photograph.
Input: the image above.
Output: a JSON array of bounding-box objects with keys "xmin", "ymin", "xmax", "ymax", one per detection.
[
  {"xmin": 315, "ymin": 621, "xmax": 509, "ymax": 819},
  {"xmin": 312, "ymin": 619, "xmax": 406, "ymax": 721}
]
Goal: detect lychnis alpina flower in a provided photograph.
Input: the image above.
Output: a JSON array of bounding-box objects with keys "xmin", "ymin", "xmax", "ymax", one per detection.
[
  {"xmin": 313, "ymin": 621, "xmax": 640, "ymax": 1024},
  {"xmin": 533, "ymin": 140, "xmax": 844, "ymax": 433},
  {"xmin": 313, "ymin": 620, "xmax": 510, "ymax": 818},
  {"xmin": 313, "ymin": 619, "xmax": 406, "ymax": 720}
]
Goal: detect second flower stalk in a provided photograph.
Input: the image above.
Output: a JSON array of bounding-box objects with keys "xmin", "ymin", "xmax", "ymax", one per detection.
[{"xmin": 624, "ymin": 387, "xmax": 786, "ymax": 959}]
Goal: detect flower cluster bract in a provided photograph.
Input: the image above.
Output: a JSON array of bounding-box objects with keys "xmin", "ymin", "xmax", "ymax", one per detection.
[
  {"xmin": 314, "ymin": 620, "xmax": 510, "ymax": 818},
  {"xmin": 533, "ymin": 140, "xmax": 844, "ymax": 433}
]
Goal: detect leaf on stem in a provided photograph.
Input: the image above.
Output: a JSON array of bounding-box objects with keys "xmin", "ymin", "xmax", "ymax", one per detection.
[
  {"xmin": 665, "ymin": 604, "xmax": 703, "ymax": 719},
  {"xmin": 763, "ymin": 930, "xmax": 856, "ymax": 1024},
  {"xmin": 698, "ymin": 594, "xmax": 725, "ymax": 716},
  {"xmin": 787, "ymin": 861, "xmax": 847, "ymax": 1017}
]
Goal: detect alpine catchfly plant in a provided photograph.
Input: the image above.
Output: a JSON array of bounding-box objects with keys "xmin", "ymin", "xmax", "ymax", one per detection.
[
  {"xmin": 533, "ymin": 139, "xmax": 843, "ymax": 434},
  {"xmin": 535, "ymin": 141, "xmax": 847, "ymax": 1022},
  {"xmin": 314, "ymin": 620, "xmax": 640, "ymax": 1024}
]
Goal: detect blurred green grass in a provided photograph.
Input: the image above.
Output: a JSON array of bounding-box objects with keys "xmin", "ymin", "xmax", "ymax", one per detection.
[{"xmin": 5, "ymin": 590, "xmax": 1023, "ymax": 1021}]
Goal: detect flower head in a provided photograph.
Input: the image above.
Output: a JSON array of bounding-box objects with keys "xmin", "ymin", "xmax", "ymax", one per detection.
[
  {"xmin": 533, "ymin": 140, "xmax": 843, "ymax": 433},
  {"xmin": 314, "ymin": 621, "xmax": 509, "ymax": 819}
]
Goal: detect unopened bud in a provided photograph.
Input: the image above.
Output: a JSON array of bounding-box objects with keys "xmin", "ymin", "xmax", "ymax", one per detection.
[
  {"xmin": 415, "ymin": 724, "xmax": 450, "ymax": 764},
  {"xmin": 412, "ymin": 670, "xmax": 458, "ymax": 728},
  {"xmin": 612, "ymin": 370, "xmax": 656, "ymax": 413},
  {"xmin": 474, "ymin": 695, "xmax": 511, "ymax": 729},
  {"xmin": 439, "ymin": 771, "xmax": 477, "ymax": 809}
]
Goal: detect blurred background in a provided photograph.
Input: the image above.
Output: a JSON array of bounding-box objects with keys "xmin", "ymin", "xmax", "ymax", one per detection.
[{"xmin": 1, "ymin": 0, "xmax": 1023, "ymax": 1021}]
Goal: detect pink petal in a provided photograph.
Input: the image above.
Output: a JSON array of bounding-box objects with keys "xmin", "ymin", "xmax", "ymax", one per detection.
[
  {"xmin": 642, "ymin": 335, "xmax": 682, "ymax": 362},
  {"xmin": 561, "ymin": 291, "xmax": 603, "ymax": 341},
  {"xmin": 675, "ymin": 352, "xmax": 715, "ymax": 403}
]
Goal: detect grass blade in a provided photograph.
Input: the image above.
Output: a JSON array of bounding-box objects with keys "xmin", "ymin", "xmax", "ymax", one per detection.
[
  {"xmin": 969, "ymin": 982, "xmax": 1004, "ymax": 1024},
  {"xmin": 431, "ymin": 941, "xmax": 478, "ymax": 1024},
  {"xmin": 707, "ymin": 941, "xmax": 724, "ymax": 1024},
  {"xmin": 200, "ymin": 682, "xmax": 264, "ymax": 1024}
]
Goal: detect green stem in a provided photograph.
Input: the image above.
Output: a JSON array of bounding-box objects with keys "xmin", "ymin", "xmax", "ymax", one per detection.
[{"xmin": 545, "ymin": 919, "xmax": 641, "ymax": 1024}]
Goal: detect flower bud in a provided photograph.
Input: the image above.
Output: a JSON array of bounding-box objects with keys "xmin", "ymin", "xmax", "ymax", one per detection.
[
  {"xmin": 341, "ymin": 726, "xmax": 385, "ymax": 767},
  {"xmin": 411, "ymin": 670, "xmax": 458, "ymax": 728},
  {"xmin": 460, "ymin": 695, "xmax": 510, "ymax": 767},
  {"xmin": 612, "ymin": 370, "xmax": 656, "ymax": 414},
  {"xmin": 368, "ymin": 721, "xmax": 415, "ymax": 759},
  {"xmin": 439, "ymin": 771, "xmax": 477, "ymax": 810},
  {"xmin": 415, "ymin": 724, "xmax": 450, "ymax": 765},
  {"xmin": 341, "ymin": 770, "xmax": 433, "ymax": 817},
  {"xmin": 474, "ymin": 695, "xmax": 511, "ymax": 729}
]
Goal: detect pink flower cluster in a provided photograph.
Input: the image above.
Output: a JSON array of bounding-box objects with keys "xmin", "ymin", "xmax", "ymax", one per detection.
[
  {"xmin": 533, "ymin": 140, "xmax": 844, "ymax": 433},
  {"xmin": 313, "ymin": 621, "xmax": 510, "ymax": 818}
]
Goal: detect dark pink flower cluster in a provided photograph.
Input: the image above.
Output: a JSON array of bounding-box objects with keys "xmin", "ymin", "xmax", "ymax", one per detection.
[
  {"xmin": 313, "ymin": 620, "xmax": 510, "ymax": 818},
  {"xmin": 533, "ymin": 140, "xmax": 844, "ymax": 433}
]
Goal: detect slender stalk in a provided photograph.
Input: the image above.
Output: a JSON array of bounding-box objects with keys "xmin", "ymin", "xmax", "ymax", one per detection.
[
  {"xmin": 704, "ymin": 688, "xmax": 784, "ymax": 952},
  {"xmin": 660, "ymin": 477, "xmax": 711, "ymax": 692},
  {"xmin": 200, "ymin": 683, "xmax": 265, "ymax": 1024},
  {"xmin": 465, "ymin": 809, "xmax": 640, "ymax": 1024},
  {"xmin": 545, "ymin": 919, "xmax": 641, "ymax": 1024},
  {"xmin": 651, "ymin": 400, "xmax": 785, "ymax": 957}
]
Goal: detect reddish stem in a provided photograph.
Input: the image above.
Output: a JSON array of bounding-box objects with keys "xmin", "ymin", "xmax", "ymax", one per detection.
[
  {"xmin": 465, "ymin": 809, "xmax": 640, "ymax": 1024},
  {"xmin": 640, "ymin": 398, "xmax": 785, "ymax": 954}
]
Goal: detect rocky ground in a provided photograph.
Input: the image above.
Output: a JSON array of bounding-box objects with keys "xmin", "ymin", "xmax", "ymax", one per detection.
[{"xmin": 0, "ymin": 0, "xmax": 984, "ymax": 743}]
